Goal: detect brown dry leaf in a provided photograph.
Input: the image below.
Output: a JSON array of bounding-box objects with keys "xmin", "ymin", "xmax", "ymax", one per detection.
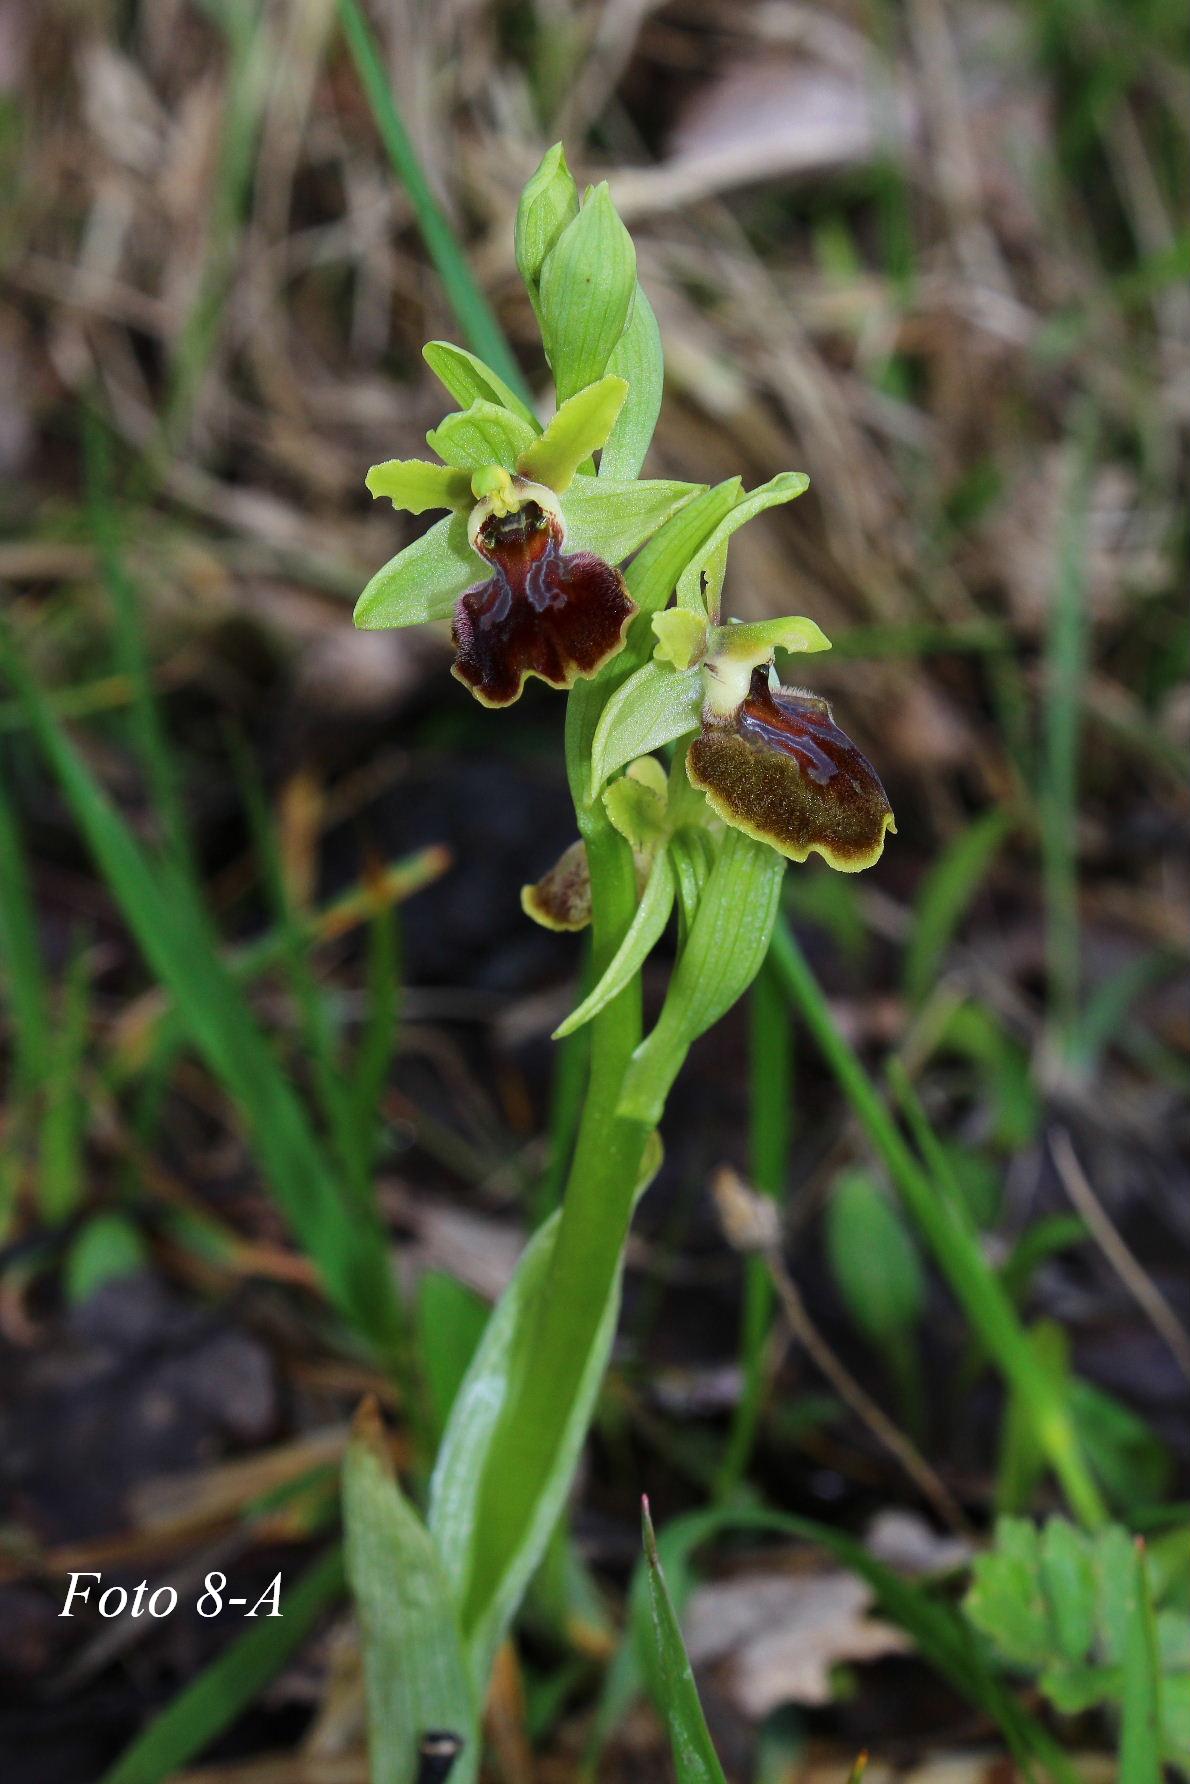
[{"xmin": 683, "ymin": 1565, "xmax": 911, "ymax": 1716}]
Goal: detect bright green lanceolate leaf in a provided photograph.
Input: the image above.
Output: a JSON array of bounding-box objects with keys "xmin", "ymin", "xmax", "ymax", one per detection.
[
  {"xmin": 365, "ymin": 457, "xmax": 473, "ymax": 514},
  {"xmin": 518, "ymin": 375, "xmax": 628, "ymax": 492},
  {"xmin": 514, "ymin": 142, "xmax": 580, "ymax": 301},
  {"xmin": 619, "ymin": 829, "xmax": 786, "ymax": 1124},
  {"xmin": 589, "ymin": 660, "xmax": 702, "ymax": 797},
  {"xmin": 554, "ymin": 849, "xmax": 676, "ymax": 1039},
  {"xmin": 603, "ymin": 755, "xmax": 670, "ymax": 851},
  {"xmin": 426, "ymin": 399, "xmax": 539, "ymax": 472},
  {"xmin": 641, "ymin": 1501, "xmax": 729, "ymax": 1784},
  {"xmin": 354, "ymin": 511, "xmax": 478, "ymax": 630},
  {"xmin": 652, "ymin": 608, "xmax": 708, "ymax": 671},
  {"xmin": 422, "ymin": 340, "xmax": 541, "ymax": 432},
  {"xmin": 562, "ymin": 477, "xmax": 698, "ymax": 568},
  {"xmin": 675, "ymin": 472, "xmax": 811, "ymax": 616},
  {"xmin": 667, "ymin": 827, "xmax": 718, "ymax": 936},
  {"xmin": 601, "ymin": 285, "xmax": 664, "ymax": 482},
  {"xmin": 429, "ymin": 1203, "xmax": 632, "ymax": 1689},
  {"xmin": 344, "ymin": 1402, "xmax": 477, "ymax": 1784},
  {"xmin": 825, "ymin": 1168, "xmax": 924, "ymax": 1345},
  {"xmin": 539, "ymin": 184, "xmax": 637, "ymax": 405}
]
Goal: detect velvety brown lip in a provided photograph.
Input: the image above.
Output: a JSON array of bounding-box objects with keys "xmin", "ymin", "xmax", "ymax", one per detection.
[
  {"xmin": 450, "ymin": 503, "xmax": 637, "ymax": 707},
  {"xmin": 687, "ymin": 665, "xmax": 895, "ymax": 871}
]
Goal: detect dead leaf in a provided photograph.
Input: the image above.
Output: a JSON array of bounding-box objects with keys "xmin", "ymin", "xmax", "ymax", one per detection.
[{"xmin": 683, "ymin": 1564, "xmax": 911, "ymax": 1716}]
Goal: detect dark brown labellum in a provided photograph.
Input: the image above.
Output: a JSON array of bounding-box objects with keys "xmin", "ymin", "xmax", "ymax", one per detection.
[
  {"xmin": 451, "ymin": 503, "xmax": 636, "ymax": 706},
  {"xmin": 687, "ymin": 665, "xmax": 895, "ymax": 871}
]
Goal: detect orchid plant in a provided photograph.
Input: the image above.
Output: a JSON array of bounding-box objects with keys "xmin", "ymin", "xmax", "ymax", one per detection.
[{"xmin": 345, "ymin": 145, "xmax": 894, "ymax": 1782}]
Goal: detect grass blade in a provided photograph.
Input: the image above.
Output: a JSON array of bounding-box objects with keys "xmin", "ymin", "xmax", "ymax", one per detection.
[
  {"xmin": 0, "ymin": 771, "xmax": 50, "ymax": 1103},
  {"xmin": 904, "ymin": 807, "xmax": 1012, "ymax": 1007},
  {"xmin": 344, "ymin": 1399, "xmax": 478, "ymax": 1784},
  {"xmin": 98, "ymin": 1545, "xmax": 344, "ymax": 1784},
  {"xmin": 337, "ymin": 0, "xmax": 530, "ymax": 403},
  {"xmin": 0, "ymin": 628, "xmax": 408, "ymax": 1376},
  {"xmin": 769, "ymin": 920, "xmax": 1106, "ymax": 1530},
  {"xmin": 640, "ymin": 1498, "xmax": 728, "ymax": 1784}
]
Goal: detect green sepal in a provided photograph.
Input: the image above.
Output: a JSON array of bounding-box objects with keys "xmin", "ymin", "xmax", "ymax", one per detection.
[
  {"xmin": 562, "ymin": 477, "xmax": 698, "ymax": 568},
  {"xmin": 618, "ymin": 828, "xmax": 786, "ymax": 1124},
  {"xmin": 515, "ymin": 142, "xmax": 580, "ymax": 300},
  {"xmin": 676, "ymin": 472, "xmax": 812, "ymax": 615},
  {"xmin": 353, "ymin": 511, "xmax": 477, "ymax": 630},
  {"xmin": 422, "ymin": 340, "xmax": 541, "ymax": 432},
  {"xmin": 589, "ymin": 660, "xmax": 701, "ymax": 797},
  {"xmin": 554, "ymin": 850, "xmax": 675, "ymax": 1039},
  {"xmin": 652, "ymin": 608, "xmax": 708, "ymax": 670},
  {"xmin": 365, "ymin": 457, "xmax": 474, "ymax": 515},
  {"xmin": 603, "ymin": 756, "xmax": 669, "ymax": 851},
  {"xmin": 713, "ymin": 614, "xmax": 831, "ymax": 659},
  {"xmin": 426, "ymin": 400, "xmax": 539, "ymax": 471},
  {"xmin": 539, "ymin": 184, "xmax": 637, "ymax": 405},
  {"xmin": 600, "ymin": 285, "xmax": 664, "ymax": 481},
  {"xmin": 518, "ymin": 376, "xmax": 628, "ymax": 493}
]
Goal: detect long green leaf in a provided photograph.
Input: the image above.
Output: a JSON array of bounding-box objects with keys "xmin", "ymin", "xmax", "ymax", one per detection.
[
  {"xmin": 344, "ymin": 1401, "xmax": 477, "ymax": 1784},
  {"xmin": 428, "ymin": 1202, "xmax": 631, "ymax": 1689},
  {"xmin": 0, "ymin": 773, "xmax": 49, "ymax": 1101},
  {"xmin": 904, "ymin": 807, "xmax": 1012, "ymax": 1007}
]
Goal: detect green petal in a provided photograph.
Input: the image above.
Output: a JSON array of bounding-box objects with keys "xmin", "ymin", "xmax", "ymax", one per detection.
[
  {"xmin": 600, "ymin": 285, "xmax": 664, "ymax": 482},
  {"xmin": 652, "ymin": 608, "xmax": 708, "ymax": 671},
  {"xmin": 589, "ymin": 659, "xmax": 702, "ymax": 797},
  {"xmin": 676, "ymin": 472, "xmax": 811, "ymax": 614},
  {"xmin": 427, "ymin": 401, "xmax": 539, "ymax": 471},
  {"xmin": 539, "ymin": 184, "xmax": 637, "ymax": 405},
  {"xmin": 365, "ymin": 458, "xmax": 474, "ymax": 515},
  {"xmin": 422, "ymin": 341, "xmax": 541, "ymax": 432},
  {"xmin": 562, "ymin": 477, "xmax": 698, "ymax": 567},
  {"xmin": 353, "ymin": 511, "xmax": 477, "ymax": 630},
  {"xmin": 714, "ymin": 615, "xmax": 832, "ymax": 659},
  {"xmin": 554, "ymin": 850, "xmax": 675, "ymax": 1039},
  {"xmin": 603, "ymin": 756, "xmax": 670, "ymax": 851},
  {"xmin": 517, "ymin": 376, "xmax": 628, "ymax": 493}
]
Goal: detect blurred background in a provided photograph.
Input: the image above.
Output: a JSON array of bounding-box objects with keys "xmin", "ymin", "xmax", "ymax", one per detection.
[{"xmin": 1, "ymin": 1, "xmax": 1187, "ymax": 1780}]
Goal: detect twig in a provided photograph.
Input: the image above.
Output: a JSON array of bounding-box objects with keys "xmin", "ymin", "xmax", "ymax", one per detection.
[
  {"xmin": 1051, "ymin": 1128, "xmax": 1190, "ymax": 1385},
  {"xmin": 712, "ymin": 1167, "xmax": 969, "ymax": 1535}
]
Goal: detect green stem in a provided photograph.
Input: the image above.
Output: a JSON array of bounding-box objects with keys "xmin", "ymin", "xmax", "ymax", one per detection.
[{"xmin": 460, "ymin": 690, "xmax": 652, "ymax": 1630}]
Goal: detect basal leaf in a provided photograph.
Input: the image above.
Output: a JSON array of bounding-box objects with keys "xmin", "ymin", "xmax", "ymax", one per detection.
[{"xmin": 344, "ymin": 1402, "xmax": 477, "ymax": 1784}]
